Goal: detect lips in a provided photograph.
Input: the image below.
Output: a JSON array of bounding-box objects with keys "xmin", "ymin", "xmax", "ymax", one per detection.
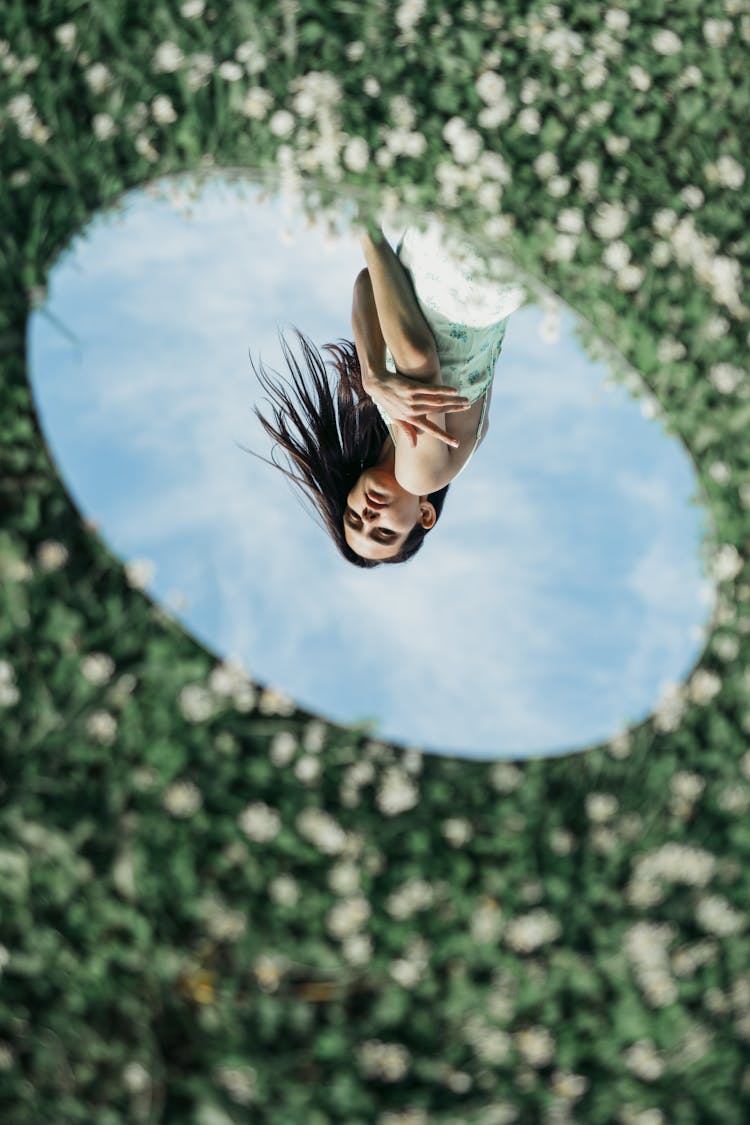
[{"xmin": 365, "ymin": 491, "xmax": 387, "ymax": 509}]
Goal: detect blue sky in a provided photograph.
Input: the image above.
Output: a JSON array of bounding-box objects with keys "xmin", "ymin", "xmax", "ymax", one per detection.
[{"xmin": 27, "ymin": 174, "xmax": 716, "ymax": 759}]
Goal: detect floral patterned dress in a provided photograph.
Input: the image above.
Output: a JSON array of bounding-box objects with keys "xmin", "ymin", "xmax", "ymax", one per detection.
[{"xmin": 378, "ymin": 219, "xmax": 527, "ymax": 475}]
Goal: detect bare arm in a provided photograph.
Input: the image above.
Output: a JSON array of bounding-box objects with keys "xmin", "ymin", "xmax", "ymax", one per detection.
[
  {"xmin": 351, "ymin": 268, "xmax": 469, "ymax": 449},
  {"xmin": 358, "ymin": 227, "xmax": 439, "ymax": 381}
]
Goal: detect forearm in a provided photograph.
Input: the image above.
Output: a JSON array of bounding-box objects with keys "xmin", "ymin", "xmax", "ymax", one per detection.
[
  {"xmin": 351, "ymin": 270, "xmax": 387, "ymax": 387},
  {"xmin": 359, "ymin": 228, "xmax": 438, "ymax": 377}
]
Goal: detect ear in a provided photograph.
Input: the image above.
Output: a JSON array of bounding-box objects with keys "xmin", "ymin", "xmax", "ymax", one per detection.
[{"xmin": 418, "ymin": 499, "xmax": 437, "ymax": 530}]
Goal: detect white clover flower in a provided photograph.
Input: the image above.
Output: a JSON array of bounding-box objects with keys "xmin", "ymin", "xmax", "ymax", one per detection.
[
  {"xmin": 709, "ymin": 461, "xmax": 731, "ymax": 484},
  {"xmin": 124, "ymin": 557, "xmax": 155, "ymax": 588},
  {"xmin": 395, "ymin": 0, "xmax": 426, "ymax": 34},
  {"xmin": 605, "ymin": 9, "xmax": 630, "ymax": 33},
  {"xmin": 85, "ymin": 62, "xmax": 112, "ymax": 93},
  {"xmin": 547, "ymin": 174, "xmax": 571, "ymax": 197},
  {"xmin": 390, "ymin": 94, "xmax": 417, "ymax": 130},
  {"xmin": 134, "ymin": 133, "xmax": 158, "ymax": 160},
  {"xmin": 80, "ymin": 652, "xmax": 115, "ymax": 685},
  {"xmin": 294, "ymin": 754, "xmax": 321, "ymax": 783},
  {"xmin": 184, "ymin": 51, "xmax": 214, "ymax": 92},
  {"xmin": 0, "ymin": 680, "xmax": 19, "ymax": 707},
  {"xmin": 481, "ymin": 149, "xmax": 510, "ymax": 182},
  {"xmin": 376, "ymin": 766, "xmax": 419, "ymax": 815},
  {"xmin": 269, "ymin": 729, "xmax": 297, "ymax": 765},
  {"xmin": 709, "ymin": 363, "xmax": 744, "ymax": 394},
  {"xmin": 590, "ymin": 100, "xmax": 613, "ymax": 123},
  {"xmin": 269, "ymin": 874, "xmax": 300, "ymax": 906},
  {"xmin": 235, "ymin": 40, "xmax": 266, "ymax": 74},
  {"xmin": 711, "ymin": 544, "xmax": 743, "ymax": 582},
  {"xmin": 153, "ymin": 41, "xmax": 184, "ymax": 73},
  {"xmin": 704, "ymin": 18, "xmax": 732, "ymax": 47},
  {"xmin": 123, "ymin": 1062, "xmax": 151, "ymax": 1093},
  {"xmin": 545, "ymin": 233, "xmax": 578, "ymax": 263},
  {"xmin": 603, "ymin": 240, "xmax": 631, "ymax": 270},
  {"xmin": 241, "ymin": 87, "xmax": 273, "ymax": 120},
  {"xmin": 478, "ymin": 101, "xmax": 512, "ymax": 129},
  {"xmin": 27, "ymin": 120, "xmax": 50, "ymax": 144},
  {"xmin": 713, "ymin": 633, "xmax": 739, "ymax": 661},
  {"xmin": 681, "ymin": 184, "xmax": 705, "ymax": 209},
  {"xmin": 54, "ymin": 22, "xmax": 77, "ymax": 49},
  {"xmin": 238, "ymin": 801, "xmax": 281, "ymax": 842},
  {"xmin": 327, "ymin": 896, "xmax": 371, "ymax": 939},
  {"xmin": 534, "ymin": 151, "xmax": 559, "ymax": 179},
  {"xmin": 616, "ymin": 262, "xmax": 647, "ymax": 290},
  {"xmin": 605, "ymin": 134, "xmax": 630, "ymax": 156},
  {"xmin": 442, "ymin": 115, "xmax": 466, "ymax": 144},
  {"xmin": 178, "ymin": 683, "xmax": 214, "ymax": 722},
  {"xmin": 581, "ymin": 57, "xmax": 607, "ymax": 90},
  {"xmin": 214, "ymin": 1065, "xmax": 257, "ymax": 1105},
  {"xmin": 6, "ymin": 93, "xmax": 32, "ymax": 120},
  {"xmin": 592, "ymin": 200, "xmax": 629, "ymax": 240},
  {"xmin": 706, "ymin": 312, "xmax": 728, "ymax": 337},
  {"xmin": 345, "ymin": 40, "xmax": 365, "ymax": 62},
  {"xmin": 481, "ymin": 206, "xmax": 513, "ymax": 238},
  {"xmin": 714, "ymin": 154, "xmax": 745, "ymax": 190},
  {"xmin": 575, "ymin": 158, "xmax": 599, "ymax": 195},
  {"xmin": 92, "ymin": 112, "xmax": 117, "ymax": 140},
  {"xmin": 37, "ymin": 539, "xmax": 69, "ymax": 570},
  {"xmin": 476, "ymin": 70, "xmax": 506, "ymax": 105},
  {"xmin": 653, "ymin": 29, "xmax": 682, "ymax": 54},
  {"xmin": 688, "ymin": 666, "xmax": 724, "ymax": 702},
  {"xmin": 180, "ymin": 0, "xmax": 206, "ymax": 17},
  {"xmin": 515, "ymin": 1025, "xmax": 555, "ymax": 1067},
  {"xmin": 504, "ymin": 908, "xmax": 562, "ymax": 952},
  {"xmin": 451, "ymin": 128, "xmax": 482, "ymax": 165},
  {"xmin": 441, "ymin": 817, "xmax": 473, "ymax": 845},
  {"xmin": 343, "ymin": 135, "xmax": 369, "ymax": 172},
  {"xmin": 557, "ymin": 207, "xmax": 584, "ymax": 234},
  {"xmin": 650, "ymin": 241, "xmax": 671, "ymax": 267},
  {"xmin": 517, "ymin": 106, "xmax": 541, "ymax": 133},
  {"xmin": 363, "ymin": 76, "xmax": 380, "ymax": 97},
  {"xmin": 85, "ymin": 710, "xmax": 118, "ymax": 746},
  {"xmin": 269, "ymin": 109, "xmax": 295, "ymax": 137},
  {"xmin": 677, "ymin": 63, "xmax": 702, "ymax": 89},
  {"xmin": 585, "ymin": 792, "xmax": 619, "ymax": 822},
  {"xmin": 162, "ymin": 779, "xmax": 203, "ymax": 816},
  {"xmin": 652, "ymin": 207, "xmax": 678, "ymax": 236},
  {"xmin": 477, "ymin": 182, "xmax": 502, "ymax": 210},
  {"xmin": 151, "ymin": 95, "xmax": 177, "ymax": 125},
  {"xmin": 656, "ymin": 336, "xmax": 686, "ymax": 362},
  {"xmin": 217, "ymin": 60, "xmax": 243, "ymax": 82},
  {"xmin": 628, "ymin": 65, "xmax": 652, "ymax": 91}
]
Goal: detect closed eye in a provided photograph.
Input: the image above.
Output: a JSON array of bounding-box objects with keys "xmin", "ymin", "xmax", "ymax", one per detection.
[{"xmin": 345, "ymin": 507, "xmax": 397, "ymax": 542}]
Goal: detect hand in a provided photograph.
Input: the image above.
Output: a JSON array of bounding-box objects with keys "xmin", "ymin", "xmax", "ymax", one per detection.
[{"xmin": 366, "ymin": 369, "xmax": 470, "ymax": 448}]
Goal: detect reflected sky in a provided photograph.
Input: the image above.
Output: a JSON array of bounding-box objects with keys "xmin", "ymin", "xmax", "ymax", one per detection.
[{"xmin": 27, "ymin": 174, "xmax": 716, "ymax": 759}]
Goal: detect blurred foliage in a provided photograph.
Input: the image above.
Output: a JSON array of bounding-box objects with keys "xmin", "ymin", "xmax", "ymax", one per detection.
[{"xmin": 0, "ymin": 0, "xmax": 749, "ymax": 1123}]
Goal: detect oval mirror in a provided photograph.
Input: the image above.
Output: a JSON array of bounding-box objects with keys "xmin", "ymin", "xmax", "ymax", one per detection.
[{"xmin": 27, "ymin": 173, "xmax": 716, "ymax": 759}]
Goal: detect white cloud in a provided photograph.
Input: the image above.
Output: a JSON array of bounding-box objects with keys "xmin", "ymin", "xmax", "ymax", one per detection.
[{"xmin": 28, "ymin": 176, "xmax": 715, "ymax": 759}]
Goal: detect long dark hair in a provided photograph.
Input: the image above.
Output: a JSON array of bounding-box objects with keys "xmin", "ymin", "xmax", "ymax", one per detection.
[{"xmin": 246, "ymin": 327, "xmax": 449, "ymax": 568}]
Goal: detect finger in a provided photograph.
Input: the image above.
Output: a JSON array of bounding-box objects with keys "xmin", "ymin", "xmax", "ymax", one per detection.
[
  {"xmin": 410, "ymin": 396, "xmax": 471, "ymax": 411},
  {"xmin": 396, "ymin": 420, "xmax": 419, "ymax": 447},
  {"xmin": 408, "ymin": 385, "xmax": 464, "ymax": 398},
  {"xmin": 415, "ymin": 419, "xmax": 460, "ymax": 448}
]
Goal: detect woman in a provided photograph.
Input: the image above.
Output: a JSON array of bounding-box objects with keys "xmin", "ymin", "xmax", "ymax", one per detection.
[{"xmin": 251, "ymin": 216, "xmax": 526, "ymax": 567}]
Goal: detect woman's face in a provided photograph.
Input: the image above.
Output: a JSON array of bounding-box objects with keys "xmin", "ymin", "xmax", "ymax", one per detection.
[{"xmin": 344, "ymin": 466, "xmax": 436, "ymax": 561}]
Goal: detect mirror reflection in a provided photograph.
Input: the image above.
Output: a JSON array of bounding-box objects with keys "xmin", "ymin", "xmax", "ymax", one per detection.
[
  {"xmin": 28, "ymin": 174, "xmax": 716, "ymax": 759},
  {"xmin": 251, "ymin": 214, "xmax": 527, "ymax": 569}
]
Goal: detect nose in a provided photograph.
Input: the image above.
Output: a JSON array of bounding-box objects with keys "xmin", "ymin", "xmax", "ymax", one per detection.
[{"xmin": 362, "ymin": 506, "xmax": 379, "ymax": 522}]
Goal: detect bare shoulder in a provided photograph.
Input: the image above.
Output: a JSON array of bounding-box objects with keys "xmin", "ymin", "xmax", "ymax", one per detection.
[{"xmin": 392, "ymin": 428, "xmax": 453, "ymax": 494}]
